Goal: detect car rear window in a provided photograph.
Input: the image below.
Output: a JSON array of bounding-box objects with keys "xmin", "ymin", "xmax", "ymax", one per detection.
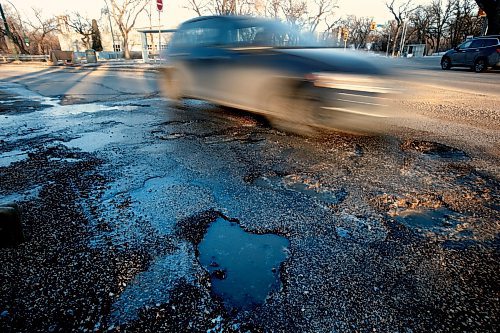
[{"xmin": 482, "ymin": 38, "xmax": 499, "ymax": 47}]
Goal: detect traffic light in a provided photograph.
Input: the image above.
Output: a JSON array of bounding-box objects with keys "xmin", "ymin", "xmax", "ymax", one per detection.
[
  {"xmin": 343, "ymin": 28, "xmax": 349, "ymax": 41},
  {"xmin": 370, "ymin": 22, "xmax": 377, "ymax": 31},
  {"xmin": 478, "ymin": 8, "xmax": 486, "ymax": 17}
]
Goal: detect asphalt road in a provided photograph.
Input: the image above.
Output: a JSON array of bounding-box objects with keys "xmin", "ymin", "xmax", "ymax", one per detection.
[{"xmin": 0, "ymin": 60, "xmax": 499, "ymax": 332}]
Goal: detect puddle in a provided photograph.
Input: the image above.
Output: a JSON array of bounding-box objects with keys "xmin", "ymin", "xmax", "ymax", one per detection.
[
  {"xmin": 46, "ymin": 104, "xmax": 138, "ymax": 116},
  {"xmin": 62, "ymin": 129, "xmax": 131, "ymax": 152},
  {"xmin": 0, "ymin": 150, "xmax": 29, "ymax": 167},
  {"xmin": 254, "ymin": 175, "xmax": 347, "ymax": 205},
  {"xmin": 198, "ymin": 218, "xmax": 289, "ymax": 310},
  {"xmin": 395, "ymin": 207, "xmax": 461, "ymax": 232}
]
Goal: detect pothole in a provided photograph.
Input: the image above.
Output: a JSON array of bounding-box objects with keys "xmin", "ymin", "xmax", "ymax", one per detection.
[
  {"xmin": 197, "ymin": 218, "xmax": 289, "ymax": 311},
  {"xmin": 401, "ymin": 140, "xmax": 468, "ymax": 160},
  {"xmin": 253, "ymin": 174, "xmax": 347, "ymax": 206},
  {"xmin": 395, "ymin": 207, "xmax": 464, "ymax": 234}
]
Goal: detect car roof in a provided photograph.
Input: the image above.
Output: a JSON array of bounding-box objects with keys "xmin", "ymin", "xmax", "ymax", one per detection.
[
  {"xmin": 475, "ymin": 35, "xmax": 500, "ymax": 39},
  {"xmin": 180, "ymin": 15, "xmax": 273, "ymax": 28},
  {"xmin": 182, "ymin": 15, "xmax": 257, "ymax": 24}
]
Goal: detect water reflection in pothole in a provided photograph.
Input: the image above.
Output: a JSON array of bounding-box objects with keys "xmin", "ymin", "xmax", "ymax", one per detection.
[
  {"xmin": 396, "ymin": 207, "xmax": 461, "ymax": 232},
  {"xmin": 198, "ymin": 218, "xmax": 289, "ymax": 311}
]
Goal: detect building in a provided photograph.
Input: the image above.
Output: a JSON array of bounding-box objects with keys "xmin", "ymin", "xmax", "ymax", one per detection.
[{"xmin": 56, "ymin": 15, "xmax": 143, "ymax": 56}]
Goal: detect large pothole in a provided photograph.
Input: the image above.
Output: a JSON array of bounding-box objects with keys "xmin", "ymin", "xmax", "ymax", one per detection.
[{"xmin": 197, "ymin": 218, "xmax": 289, "ymax": 311}]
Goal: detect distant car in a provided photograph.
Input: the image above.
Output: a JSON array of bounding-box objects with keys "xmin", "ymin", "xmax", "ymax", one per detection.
[
  {"xmin": 441, "ymin": 35, "xmax": 500, "ymax": 72},
  {"xmin": 159, "ymin": 16, "xmax": 392, "ymax": 133}
]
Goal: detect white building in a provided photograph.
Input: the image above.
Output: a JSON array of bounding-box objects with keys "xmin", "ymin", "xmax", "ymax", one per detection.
[{"xmin": 56, "ymin": 15, "xmax": 144, "ymax": 55}]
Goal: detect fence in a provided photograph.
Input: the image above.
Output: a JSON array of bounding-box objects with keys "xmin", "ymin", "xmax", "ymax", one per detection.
[
  {"xmin": 0, "ymin": 54, "xmax": 49, "ymax": 62},
  {"xmin": 1, "ymin": 52, "xmax": 124, "ymax": 64}
]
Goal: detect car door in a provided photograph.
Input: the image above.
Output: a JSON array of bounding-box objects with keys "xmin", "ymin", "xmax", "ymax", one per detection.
[
  {"xmin": 451, "ymin": 40, "xmax": 472, "ymax": 65},
  {"xmin": 212, "ymin": 22, "xmax": 293, "ymax": 111},
  {"xmin": 465, "ymin": 39, "xmax": 484, "ymax": 66}
]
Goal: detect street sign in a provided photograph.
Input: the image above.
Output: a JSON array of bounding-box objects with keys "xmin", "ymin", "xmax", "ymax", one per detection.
[{"xmin": 157, "ymin": 0, "xmax": 163, "ymax": 11}]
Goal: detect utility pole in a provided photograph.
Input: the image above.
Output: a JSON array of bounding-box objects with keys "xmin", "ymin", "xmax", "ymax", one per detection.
[
  {"xmin": 156, "ymin": 0, "xmax": 163, "ymax": 61},
  {"xmin": 104, "ymin": 1, "xmax": 116, "ymax": 53},
  {"xmin": 386, "ymin": 28, "xmax": 391, "ymax": 57}
]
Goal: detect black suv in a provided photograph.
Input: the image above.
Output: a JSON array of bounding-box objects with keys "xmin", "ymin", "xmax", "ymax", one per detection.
[{"xmin": 441, "ymin": 36, "xmax": 500, "ymax": 72}]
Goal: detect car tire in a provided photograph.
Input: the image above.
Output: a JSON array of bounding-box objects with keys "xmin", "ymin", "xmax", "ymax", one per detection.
[
  {"xmin": 473, "ymin": 58, "xmax": 487, "ymax": 73},
  {"xmin": 159, "ymin": 69, "xmax": 184, "ymax": 106},
  {"xmin": 265, "ymin": 88, "xmax": 319, "ymax": 136},
  {"xmin": 441, "ymin": 57, "xmax": 451, "ymax": 70}
]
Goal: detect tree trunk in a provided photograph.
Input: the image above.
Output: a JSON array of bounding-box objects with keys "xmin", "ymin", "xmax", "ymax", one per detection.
[
  {"xmin": 476, "ymin": 0, "xmax": 500, "ymax": 34},
  {"xmin": 391, "ymin": 25, "xmax": 401, "ymax": 57},
  {"xmin": 123, "ymin": 32, "xmax": 130, "ymax": 59}
]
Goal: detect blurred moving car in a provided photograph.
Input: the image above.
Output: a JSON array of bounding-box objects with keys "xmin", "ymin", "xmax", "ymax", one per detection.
[
  {"xmin": 159, "ymin": 15, "xmax": 393, "ymax": 133},
  {"xmin": 440, "ymin": 36, "xmax": 500, "ymax": 73}
]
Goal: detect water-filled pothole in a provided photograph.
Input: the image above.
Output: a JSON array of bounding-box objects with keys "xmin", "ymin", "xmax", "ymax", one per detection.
[
  {"xmin": 395, "ymin": 207, "xmax": 462, "ymax": 233},
  {"xmin": 253, "ymin": 175, "xmax": 347, "ymax": 206},
  {"xmin": 198, "ymin": 218, "xmax": 289, "ymax": 311}
]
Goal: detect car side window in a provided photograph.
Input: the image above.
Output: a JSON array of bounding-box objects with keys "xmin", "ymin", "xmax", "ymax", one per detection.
[
  {"xmin": 469, "ymin": 40, "xmax": 483, "ymax": 48},
  {"xmin": 482, "ymin": 39, "xmax": 498, "ymax": 47},
  {"xmin": 227, "ymin": 25, "xmax": 297, "ymax": 47},
  {"xmin": 458, "ymin": 41, "xmax": 472, "ymax": 50},
  {"xmin": 170, "ymin": 23, "xmax": 221, "ymax": 48}
]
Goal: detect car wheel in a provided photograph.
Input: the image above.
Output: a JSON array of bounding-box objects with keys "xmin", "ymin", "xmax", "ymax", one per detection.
[
  {"xmin": 473, "ymin": 58, "xmax": 487, "ymax": 73},
  {"xmin": 159, "ymin": 69, "xmax": 184, "ymax": 106},
  {"xmin": 265, "ymin": 89, "xmax": 318, "ymax": 136},
  {"xmin": 441, "ymin": 57, "xmax": 451, "ymax": 70}
]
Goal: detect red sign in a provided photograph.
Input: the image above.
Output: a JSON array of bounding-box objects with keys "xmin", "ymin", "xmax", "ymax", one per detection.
[{"xmin": 157, "ymin": 0, "xmax": 163, "ymax": 11}]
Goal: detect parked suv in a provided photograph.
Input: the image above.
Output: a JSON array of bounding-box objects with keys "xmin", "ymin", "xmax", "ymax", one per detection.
[{"xmin": 441, "ymin": 36, "xmax": 500, "ymax": 72}]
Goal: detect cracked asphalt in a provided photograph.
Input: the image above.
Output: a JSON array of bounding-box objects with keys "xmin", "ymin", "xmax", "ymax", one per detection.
[{"xmin": 0, "ymin": 63, "xmax": 498, "ymax": 332}]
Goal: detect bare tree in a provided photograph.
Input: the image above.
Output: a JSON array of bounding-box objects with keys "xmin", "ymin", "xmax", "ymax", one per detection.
[
  {"xmin": 105, "ymin": 0, "xmax": 148, "ymax": 59},
  {"xmin": 341, "ymin": 15, "xmax": 372, "ymax": 49},
  {"xmin": 214, "ymin": 0, "xmax": 237, "ymax": 14},
  {"xmin": 282, "ymin": 0, "xmax": 308, "ymax": 28},
  {"xmin": 386, "ymin": 0, "xmax": 417, "ymax": 56},
  {"xmin": 475, "ymin": 0, "xmax": 500, "ymax": 34},
  {"xmin": 265, "ymin": 0, "xmax": 283, "ymax": 18},
  {"xmin": 407, "ymin": 5, "xmax": 433, "ymax": 46},
  {"xmin": 64, "ymin": 13, "xmax": 93, "ymax": 49},
  {"xmin": 321, "ymin": 16, "xmax": 342, "ymax": 43},
  {"xmin": 0, "ymin": 4, "xmax": 29, "ymax": 54},
  {"xmin": 307, "ymin": 0, "xmax": 338, "ymax": 32},
  {"xmin": 184, "ymin": 0, "xmax": 213, "ymax": 16},
  {"xmin": 25, "ymin": 8, "xmax": 60, "ymax": 55},
  {"xmin": 449, "ymin": 0, "xmax": 482, "ymax": 45},
  {"xmin": 427, "ymin": 0, "xmax": 455, "ymax": 53}
]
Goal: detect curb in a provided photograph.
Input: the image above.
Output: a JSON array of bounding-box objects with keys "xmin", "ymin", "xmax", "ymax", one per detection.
[{"xmin": 0, "ymin": 62, "xmax": 162, "ymax": 73}]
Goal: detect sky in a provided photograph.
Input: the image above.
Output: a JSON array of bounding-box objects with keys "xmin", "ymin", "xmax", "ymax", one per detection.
[{"xmin": 8, "ymin": 0, "xmax": 432, "ymax": 29}]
